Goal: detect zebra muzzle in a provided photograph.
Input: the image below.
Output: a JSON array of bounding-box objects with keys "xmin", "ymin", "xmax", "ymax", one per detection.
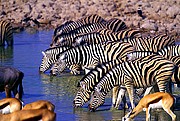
[{"xmin": 88, "ymin": 104, "xmax": 95, "ymax": 112}]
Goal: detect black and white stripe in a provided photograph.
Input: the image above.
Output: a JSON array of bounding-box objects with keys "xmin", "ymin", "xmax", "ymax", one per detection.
[
  {"xmin": 0, "ymin": 20, "xmax": 13, "ymax": 46},
  {"xmin": 88, "ymin": 54, "xmax": 176, "ymax": 111},
  {"xmin": 50, "ymin": 41, "xmax": 134, "ymax": 75}
]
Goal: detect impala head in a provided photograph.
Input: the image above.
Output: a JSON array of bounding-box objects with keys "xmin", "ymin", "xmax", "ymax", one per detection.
[
  {"xmin": 88, "ymin": 87, "xmax": 106, "ymax": 112},
  {"xmin": 73, "ymin": 88, "xmax": 91, "ymax": 108},
  {"xmin": 39, "ymin": 51, "xmax": 54, "ymax": 73},
  {"xmin": 50, "ymin": 53, "xmax": 67, "ymax": 75}
]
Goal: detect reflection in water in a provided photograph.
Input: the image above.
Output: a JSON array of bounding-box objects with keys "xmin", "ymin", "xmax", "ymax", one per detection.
[
  {"xmin": 0, "ymin": 46, "xmax": 13, "ymax": 65},
  {"xmin": 40, "ymin": 73, "xmax": 82, "ymax": 97},
  {"xmin": 74, "ymin": 108, "xmax": 126, "ymax": 121}
]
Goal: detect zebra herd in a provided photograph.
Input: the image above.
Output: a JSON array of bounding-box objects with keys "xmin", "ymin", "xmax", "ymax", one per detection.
[{"xmin": 39, "ymin": 14, "xmax": 179, "ymax": 115}]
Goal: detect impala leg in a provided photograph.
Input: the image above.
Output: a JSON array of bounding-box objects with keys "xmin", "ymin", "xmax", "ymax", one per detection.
[
  {"xmin": 164, "ymin": 108, "xmax": 176, "ymax": 121},
  {"xmin": 146, "ymin": 107, "xmax": 151, "ymax": 121}
]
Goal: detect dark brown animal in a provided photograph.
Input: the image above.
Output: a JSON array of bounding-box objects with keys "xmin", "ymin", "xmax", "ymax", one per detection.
[{"xmin": 0, "ymin": 66, "xmax": 24, "ymax": 99}]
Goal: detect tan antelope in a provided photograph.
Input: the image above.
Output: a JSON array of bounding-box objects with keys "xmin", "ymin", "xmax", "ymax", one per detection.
[
  {"xmin": 122, "ymin": 92, "xmax": 176, "ymax": 121},
  {"xmin": 0, "ymin": 108, "xmax": 56, "ymax": 121},
  {"xmin": 23, "ymin": 100, "xmax": 55, "ymax": 112},
  {"xmin": 0, "ymin": 98, "xmax": 23, "ymax": 114}
]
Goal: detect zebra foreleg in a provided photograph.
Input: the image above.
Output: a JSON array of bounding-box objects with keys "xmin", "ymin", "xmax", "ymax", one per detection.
[
  {"xmin": 112, "ymin": 86, "xmax": 119, "ymax": 109},
  {"xmin": 143, "ymin": 86, "xmax": 153, "ymax": 96},
  {"xmin": 126, "ymin": 85, "xmax": 135, "ymax": 109},
  {"xmin": 114, "ymin": 86, "xmax": 128, "ymax": 109}
]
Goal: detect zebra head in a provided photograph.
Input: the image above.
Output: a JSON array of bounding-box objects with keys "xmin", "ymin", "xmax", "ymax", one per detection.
[
  {"xmin": 50, "ymin": 52, "xmax": 67, "ymax": 75},
  {"xmin": 73, "ymin": 81, "xmax": 91, "ymax": 107},
  {"xmin": 73, "ymin": 36, "xmax": 84, "ymax": 47},
  {"xmin": 39, "ymin": 51, "xmax": 55, "ymax": 73},
  {"xmin": 73, "ymin": 87, "xmax": 91, "ymax": 108},
  {"xmin": 127, "ymin": 53, "xmax": 137, "ymax": 61},
  {"xmin": 51, "ymin": 34, "xmax": 65, "ymax": 47},
  {"xmin": 88, "ymin": 87, "xmax": 106, "ymax": 112}
]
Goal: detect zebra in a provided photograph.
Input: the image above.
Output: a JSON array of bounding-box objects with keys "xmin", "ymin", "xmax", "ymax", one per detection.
[
  {"xmin": 53, "ymin": 20, "xmax": 74, "ymax": 39},
  {"xmin": 127, "ymin": 45, "xmax": 180, "ymax": 61},
  {"xmin": 116, "ymin": 55, "xmax": 180, "ymax": 109},
  {"xmin": 105, "ymin": 18, "xmax": 127, "ymax": 32},
  {"xmin": 0, "ymin": 20, "xmax": 13, "ymax": 46},
  {"xmin": 50, "ymin": 41, "xmax": 135, "ymax": 75},
  {"xmin": 73, "ymin": 32, "xmax": 116, "ymax": 46},
  {"xmin": 78, "ymin": 14, "xmax": 106, "ymax": 25},
  {"xmin": 170, "ymin": 56, "xmax": 180, "ymax": 84},
  {"xmin": 88, "ymin": 54, "xmax": 177, "ymax": 111},
  {"xmin": 122, "ymin": 34, "xmax": 175, "ymax": 52},
  {"xmin": 125, "ymin": 45, "xmax": 180, "ymax": 97},
  {"xmin": 158, "ymin": 44, "xmax": 180, "ymax": 58},
  {"xmin": 73, "ymin": 60, "xmax": 123, "ymax": 108},
  {"xmin": 50, "ymin": 22, "xmax": 106, "ymax": 47},
  {"xmin": 72, "ymin": 44, "xmax": 135, "ymax": 107},
  {"xmin": 55, "ymin": 14, "xmax": 105, "ymax": 36},
  {"xmin": 74, "ymin": 28, "xmax": 141, "ymax": 46},
  {"xmin": 127, "ymin": 45, "xmax": 180, "ymax": 82},
  {"xmin": 39, "ymin": 46, "xmax": 74, "ymax": 73}
]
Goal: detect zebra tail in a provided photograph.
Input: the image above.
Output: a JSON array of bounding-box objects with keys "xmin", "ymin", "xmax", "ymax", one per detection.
[{"xmin": 171, "ymin": 65, "xmax": 180, "ymax": 84}]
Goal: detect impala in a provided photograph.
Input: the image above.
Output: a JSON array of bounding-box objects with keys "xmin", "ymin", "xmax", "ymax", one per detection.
[
  {"xmin": 122, "ymin": 92, "xmax": 176, "ymax": 121},
  {"xmin": 0, "ymin": 98, "xmax": 23, "ymax": 114},
  {"xmin": 23, "ymin": 100, "xmax": 55, "ymax": 112},
  {"xmin": 0, "ymin": 109, "xmax": 56, "ymax": 121}
]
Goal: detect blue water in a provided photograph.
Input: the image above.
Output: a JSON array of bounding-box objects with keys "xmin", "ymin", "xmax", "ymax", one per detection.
[{"xmin": 0, "ymin": 30, "xmax": 179, "ymax": 121}]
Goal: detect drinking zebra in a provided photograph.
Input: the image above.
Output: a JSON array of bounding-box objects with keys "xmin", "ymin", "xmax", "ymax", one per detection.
[
  {"xmin": 122, "ymin": 34, "xmax": 175, "ymax": 52},
  {"xmin": 0, "ymin": 20, "xmax": 13, "ymax": 46},
  {"xmin": 73, "ymin": 44, "xmax": 135, "ymax": 107},
  {"xmin": 74, "ymin": 28, "xmax": 141, "ymax": 46},
  {"xmin": 50, "ymin": 41, "xmax": 134, "ymax": 75},
  {"xmin": 88, "ymin": 54, "xmax": 177, "ymax": 111}
]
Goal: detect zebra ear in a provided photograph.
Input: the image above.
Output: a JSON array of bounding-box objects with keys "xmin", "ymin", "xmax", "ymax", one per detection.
[
  {"xmin": 59, "ymin": 53, "xmax": 67, "ymax": 60},
  {"xmin": 76, "ymin": 37, "xmax": 83, "ymax": 44},
  {"xmin": 42, "ymin": 51, "xmax": 47, "ymax": 57},
  {"xmin": 58, "ymin": 29, "xmax": 62, "ymax": 35},
  {"xmin": 80, "ymin": 82, "xmax": 86, "ymax": 89},
  {"xmin": 59, "ymin": 37, "xmax": 64, "ymax": 43},
  {"xmin": 95, "ymin": 86, "xmax": 102, "ymax": 92}
]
